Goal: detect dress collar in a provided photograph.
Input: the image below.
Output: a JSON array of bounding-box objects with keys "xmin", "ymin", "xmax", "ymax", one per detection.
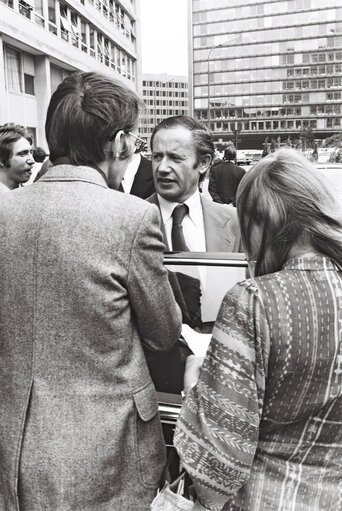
[{"xmin": 282, "ymin": 253, "xmax": 340, "ymax": 271}]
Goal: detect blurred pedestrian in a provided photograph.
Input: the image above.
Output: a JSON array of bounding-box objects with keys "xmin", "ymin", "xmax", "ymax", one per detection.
[
  {"xmin": 209, "ymin": 143, "xmax": 245, "ymax": 206},
  {"xmin": 0, "ymin": 71, "xmax": 182, "ymax": 511},
  {"xmin": 24, "ymin": 146, "xmax": 47, "ymax": 185},
  {"xmin": 0, "ymin": 123, "xmax": 34, "ymax": 192},
  {"xmin": 175, "ymin": 148, "xmax": 342, "ymax": 511}
]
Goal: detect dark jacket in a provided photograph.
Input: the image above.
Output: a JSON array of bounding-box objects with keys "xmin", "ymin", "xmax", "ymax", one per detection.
[
  {"xmin": 130, "ymin": 155, "xmax": 155, "ymax": 199},
  {"xmin": 209, "ymin": 160, "xmax": 246, "ymax": 205}
]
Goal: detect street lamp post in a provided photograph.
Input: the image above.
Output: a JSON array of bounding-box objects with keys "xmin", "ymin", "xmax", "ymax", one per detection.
[
  {"xmin": 207, "ymin": 43, "xmax": 223, "ymax": 133},
  {"xmin": 207, "ymin": 35, "xmax": 239, "ymax": 134},
  {"xmin": 153, "ymin": 78, "xmax": 175, "ymax": 127}
]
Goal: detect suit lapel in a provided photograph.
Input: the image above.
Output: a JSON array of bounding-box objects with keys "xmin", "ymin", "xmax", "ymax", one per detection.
[
  {"xmin": 147, "ymin": 194, "xmax": 170, "ymax": 250},
  {"xmin": 201, "ymin": 197, "xmax": 236, "ymax": 251}
]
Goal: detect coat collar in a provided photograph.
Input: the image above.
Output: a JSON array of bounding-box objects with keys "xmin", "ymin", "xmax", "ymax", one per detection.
[{"xmin": 38, "ymin": 164, "xmax": 108, "ymax": 189}]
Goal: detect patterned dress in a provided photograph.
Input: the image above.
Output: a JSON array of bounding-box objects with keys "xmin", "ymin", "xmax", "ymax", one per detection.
[{"xmin": 174, "ymin": 254, "xmax": 342, "ymax": 511}]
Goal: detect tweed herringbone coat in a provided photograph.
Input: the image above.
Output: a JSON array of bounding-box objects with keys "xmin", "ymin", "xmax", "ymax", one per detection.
[{"xmin": 0, "ymin": 165, "xmax": 182, "ymax": 511}]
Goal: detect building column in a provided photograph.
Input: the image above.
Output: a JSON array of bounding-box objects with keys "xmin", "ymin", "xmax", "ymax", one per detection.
[
  {"xmin": 0, "ymin": 35, "xmax": 9, "ymax": 123},
  {"xmin": 34, "ymin": 55, "xmax": 51, "ymax": 150}
]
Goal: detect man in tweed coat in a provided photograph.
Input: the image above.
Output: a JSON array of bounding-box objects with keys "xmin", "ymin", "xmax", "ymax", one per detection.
[{"xmin": 0, "ymin": 72, "xmax": 182, "ymax": 511}]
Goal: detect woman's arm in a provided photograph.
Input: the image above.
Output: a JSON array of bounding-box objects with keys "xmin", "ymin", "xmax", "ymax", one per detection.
[{"xmin": 174, "ymin": 280, "xmax": 270, "ymax": 510}]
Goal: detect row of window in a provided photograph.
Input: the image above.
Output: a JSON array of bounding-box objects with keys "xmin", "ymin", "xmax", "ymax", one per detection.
[
  {"xmin": 142, "ymin": 81, "xmax": 187, "ymax": 89},
  {"xmin": 144, "ymin": 90, "xmax": 187, "ymax": 98},
  {"xmin": 192, "ymin": 0, "xmax": 335, "ymax": 21},
  {"xmin": 195, "ymin": 102, "xmax": 341, "ymax": 121},
  {"xmin": 195, "ymin": 76, "xmax": 342, "ymax": 98},
  {"xmin": 195, "ymin": 66, "xmax": 342, "ymax": 87},
  {"xmin": 4, "ymin": 45, "xmax": 71, "ymax": 96},
  {"xmin": 196, "ymin": 117, "xmax": 341, "ymax": 132},
  {"xmin": 193, "ymin": 9, "xmax": 341, "ymax": 38},
  {"xmin": 194, "ymin": 38, "xmax": 342, "ymax": 63},
  {"xmin": 194, "ymin": 51, "xmax": 342, "ymax": 76},
  {"xmin": 143, "ymin": 99, "xmax": 188, "ymax": 107},
  {"xmin": 195, "ymin": 27, "xmax": 342, "ymax": 52},
  {"xmin": 1, "ymin": 0, "xmax": 136, "ymax": 81}
]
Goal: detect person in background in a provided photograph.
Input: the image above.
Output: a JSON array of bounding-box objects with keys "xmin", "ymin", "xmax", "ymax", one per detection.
[
  {"xmin": 175, "ymin": 148, "xmax": 342, "ymax": 511},
  {"xmin": 24, "ymin": 146, "xmax": 47, "ymax": 185},
  {"xmin": 0, "ymin": 71, "xmax": 182, "ymax": 511},
  {"xmin": 118, "ymin": 141, "xmax": 155, "ymax": 199},
  {"xmin": 209, "ymin": 143, "xmax": 246, "ymax": 206},
  {"xmin": 0, "ymin": 123, "xmax": 34, "ymax": 192}
]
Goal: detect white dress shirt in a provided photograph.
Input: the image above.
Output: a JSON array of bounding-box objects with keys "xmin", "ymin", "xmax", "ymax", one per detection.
[
  {"xmin": 157, "ymin": 190, "xmax": 206, "ymax": 251},
  {"xmin": 121, "ymin": 153, "xmax": 141, "ymax": 193}
]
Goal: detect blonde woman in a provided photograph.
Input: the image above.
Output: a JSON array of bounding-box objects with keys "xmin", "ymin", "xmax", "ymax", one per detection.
[{"xmin": 175, "ymin": 148, "xmax": 342, "ymax": 510}]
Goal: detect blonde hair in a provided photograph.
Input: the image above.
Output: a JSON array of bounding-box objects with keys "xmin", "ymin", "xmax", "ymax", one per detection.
[{"xmin": 236, "ymin": 148, "xmax": 342, "ymax": 276}]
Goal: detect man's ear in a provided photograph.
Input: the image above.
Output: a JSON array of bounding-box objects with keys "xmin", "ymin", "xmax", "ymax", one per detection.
[
  {"xmin": 198, "ymin": 154, "xmax": 212, "ymax": 175},
  {"xmin": 105, "ymin": 130, "xmax": 125, "ymax": 160}
]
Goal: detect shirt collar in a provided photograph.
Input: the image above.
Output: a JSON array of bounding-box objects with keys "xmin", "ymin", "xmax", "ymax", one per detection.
[
  {"xmin": 282, "ymin": 253, "xmax": 340, "ymax": 271},
  {"xmin": 122, "ymin": 153, "xmax": 141, "ymax": 183},
  {"xmin": 157, "ymin": 189, "xmax": 202, "ymax": 225}
]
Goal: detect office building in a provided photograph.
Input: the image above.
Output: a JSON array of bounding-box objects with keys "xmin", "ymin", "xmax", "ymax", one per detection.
[
  {"xmin": 189, "ymin": 0, "xmax": 342, "ymax": 149},
  {"xmin": 0, "ymin": 0, "xmax": 141, "ymax": 148},
  {"xmin": 139, "ymin": 73, "xmax": 188, "ymax": 146}
]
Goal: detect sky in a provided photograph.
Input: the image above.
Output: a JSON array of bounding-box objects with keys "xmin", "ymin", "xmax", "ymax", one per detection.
[{"xmin": 140, "ymin": 0, "xmax": 188, "ymax": 76}]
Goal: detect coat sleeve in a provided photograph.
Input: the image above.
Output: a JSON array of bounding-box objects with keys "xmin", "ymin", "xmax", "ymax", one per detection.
[
  {"xmin": 174, "ymin": 280, "xmax": 270, "ymax": 511},
  {"xmin": 127, "ymin": 203, "xmax": 182, "ymax": 351},
  {"xmin": 208, "ymin": 168, "xmax": 224, "ymax": 203}
]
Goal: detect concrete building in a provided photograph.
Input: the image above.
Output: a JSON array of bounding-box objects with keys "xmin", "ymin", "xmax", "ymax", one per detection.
[
  {"xmin": 139, "ymin": 73, "xmax": 188, "ymax": 146},
  {"xmin": 0, "ymin": 0, "xmax": 141, "ymax": 149},
  {"xmin": 189, "ymin": 0, "xmax": 342, "ymax": 149}
]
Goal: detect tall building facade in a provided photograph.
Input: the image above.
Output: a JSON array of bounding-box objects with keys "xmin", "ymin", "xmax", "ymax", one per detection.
[
  {"xmin": 139, "ymin": 73, "xmax": 188, "ymax": 146},
  {"xmin": 0, "ymin": 0, "xmax": 141, "ymax": 148},
  {"xmin": 189, "ymin": 0, "xmax": 342, "ymax": 149}
]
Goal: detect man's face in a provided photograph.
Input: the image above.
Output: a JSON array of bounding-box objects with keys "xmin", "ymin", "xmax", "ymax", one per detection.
[
  {"xmin": 6, "ymin": 137, "xmax": 35, "ymax": 186},
  {"xmin": 151, "ymin": 126, "xmax": 206, "ymax": 203}
]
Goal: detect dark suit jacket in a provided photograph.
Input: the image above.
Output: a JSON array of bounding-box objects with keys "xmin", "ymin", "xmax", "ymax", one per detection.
[
  {"xmin": 130, "ymin": 155, "xmax": 155, "ymax": 199},
  {"xmin": 209, "ymin": 160, "xmax": 246, "ymax": 205}
]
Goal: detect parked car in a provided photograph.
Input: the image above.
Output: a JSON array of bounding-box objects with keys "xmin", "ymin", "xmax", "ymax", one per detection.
[
  {"xmin": 158, "ymin": 251, "xmax": 248, "ymax": 453},
  {"xmin": 236, "ymin": 151, "xmax": 253, "ymax": 165}
]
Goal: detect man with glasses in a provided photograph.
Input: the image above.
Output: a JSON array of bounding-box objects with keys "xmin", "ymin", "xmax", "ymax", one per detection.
[
  {"xmin": 0, "ymin": 72, "xmax": 182, "ymax": 511},
  {"xmin": 118, "ymin": 131, "xmax": 155, "ymax": 199}
]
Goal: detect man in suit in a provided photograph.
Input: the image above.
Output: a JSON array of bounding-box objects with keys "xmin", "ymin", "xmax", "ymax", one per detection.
[
  {"xmin": 209, "ymin": 143, "xmax": 246, "ymax": 206},
  {"xmin": 148, "ymin": 115, "xmax": 241, "ymax": 253},
  {"xmin": 0, "ymin": 72, "xmax": 182, "ymax": 511},
  {"xmin": 0, "ymin": 123, "xmax": 35, "ymax": 192},
  {"xmin": 145, "ymin": 115, "xmax": 241, "ymax": 393},
  {"xmin": 120, "ymin": 147, "xmax": 155, "ymax": 199}
]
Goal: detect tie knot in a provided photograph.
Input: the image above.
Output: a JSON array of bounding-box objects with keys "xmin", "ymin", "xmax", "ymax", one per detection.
[{"xmin": 172, "ymin": 204, "xmax": 188, "ymax": 225}]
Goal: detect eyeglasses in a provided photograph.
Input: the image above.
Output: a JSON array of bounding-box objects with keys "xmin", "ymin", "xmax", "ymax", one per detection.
[{"xmin": 127, "ymin": 132, "xmax": 146, "ymax": 151}]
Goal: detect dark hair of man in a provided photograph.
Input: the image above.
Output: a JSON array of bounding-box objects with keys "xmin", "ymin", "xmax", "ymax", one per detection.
[
  {"xmin": 33, "ymin": 147, "xmax": 47, "ymax": 163},
  {"xmin": 0, "ymin": 123, "xmax": 32, "ymax": 167},
  {"xmin": 150, "ymin": 115, "xmax": 215, "ymax": 168},
  {"xmin": 224, "ymin": 144, "xmax": 236, "ymax": 161},
  {"xmin": 237, "ymin": 148, "xmax": 342, "ymax": 277},
  {"xmin": 45, "ymin": 71, "xmax": 143, "ymax": 165}
]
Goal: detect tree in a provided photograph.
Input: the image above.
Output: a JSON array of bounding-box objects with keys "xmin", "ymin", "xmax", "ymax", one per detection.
[{"xmin": 324, "ymin": 133, "xmax": 342, "ymax": 148}]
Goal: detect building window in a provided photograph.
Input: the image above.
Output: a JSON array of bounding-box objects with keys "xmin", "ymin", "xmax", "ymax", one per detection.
[
  {"xmin": 24, "ymin": 74, "xmax": 34, "ymax": 95},
  {"xmin": 6, "ymin": 47, "xmax": 22, "ymax": 92}
]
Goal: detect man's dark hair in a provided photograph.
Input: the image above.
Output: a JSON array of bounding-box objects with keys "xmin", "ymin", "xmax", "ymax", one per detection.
[
  {"xmin": 45, "ymin": 71, "xmax": 143, "ymax": 165},
  {"xmin": 151, "ymin": 115, "xmax": 215, "ymax": 167},
  {"xmin": 224, "ymin": 144, "xmax": 236, "ymax": 161},
  {"xmin": 33, "ymin": 147, "xmax": 47, "ymax": 163},
  {"xmin": 0, "ymin": 123, "xmax": 32, "ymax": 167}
]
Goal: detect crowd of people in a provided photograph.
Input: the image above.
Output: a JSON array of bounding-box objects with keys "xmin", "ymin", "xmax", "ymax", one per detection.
[{"xmin": 0, "ymin": 71, "xmax": 341, "ymax": 511}]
